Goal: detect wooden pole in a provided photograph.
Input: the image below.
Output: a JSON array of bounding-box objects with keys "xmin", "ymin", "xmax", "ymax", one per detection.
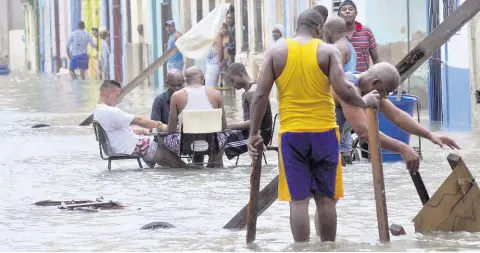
[
  {"xmin": 246, "ymin": 140, "xmax": 264, "ymax": 244},
  {"xmin": 225, "ymin": 175, "xmax": 278, "ymax": 229},
  {"xmin": 78, "ymin": 46, "xmax": 179, "ymax": 126},
  {"xmin": 366, "ymin": 108, "xmax": 390, "ymax": 242},
  {"xmin": 410, "ymin": 172, "xmax": 430, "ymax": 205}
]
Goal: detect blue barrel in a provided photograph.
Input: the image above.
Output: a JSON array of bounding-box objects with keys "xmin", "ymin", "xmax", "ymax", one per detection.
[{"xmin": 378, "ymin": 94, "xmax": 418, "ymax": 162}]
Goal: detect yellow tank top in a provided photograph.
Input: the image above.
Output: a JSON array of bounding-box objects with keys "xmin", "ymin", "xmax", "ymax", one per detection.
[{"xmin": 276, "ymin": 38, "xmax": 337, "ymax": 133}]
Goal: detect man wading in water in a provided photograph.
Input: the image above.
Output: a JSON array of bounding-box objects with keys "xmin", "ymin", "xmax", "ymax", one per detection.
[{"xmin": 247, "ymin": 9, "xmax": 380, "ymax": 242}]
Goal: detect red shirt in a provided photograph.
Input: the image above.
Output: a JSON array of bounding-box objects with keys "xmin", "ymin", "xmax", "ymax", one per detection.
[{"xmin": 347, "ymin": 21, "xmax": 378, "ymax": 73}]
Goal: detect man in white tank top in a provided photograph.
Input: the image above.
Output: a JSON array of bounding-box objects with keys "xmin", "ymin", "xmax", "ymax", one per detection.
[{"xmin": 164, "ymin": 66, "xmax": 228, "ymax": 167}]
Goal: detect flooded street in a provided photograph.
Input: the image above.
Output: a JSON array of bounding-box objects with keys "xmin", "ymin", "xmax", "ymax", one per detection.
[{"xmin": 2, "ymin": 71, "xmax": 480, "ymax": 251}]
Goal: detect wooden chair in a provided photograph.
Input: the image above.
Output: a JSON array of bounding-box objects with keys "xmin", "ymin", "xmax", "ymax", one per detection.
[
  {"xmin": 179, "ymin": 109, "xmax": 226, "ymax": 167},
  {"xmin": 92, "ymin": 120, "xmax": 143, "ymax": 170}
]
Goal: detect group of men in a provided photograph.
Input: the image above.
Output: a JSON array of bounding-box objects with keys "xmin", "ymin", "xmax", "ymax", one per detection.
[
  {"xmin": 93, "ymin": 0, "xmax": 461, "ymax": 244},
  {"xmin": 245, "ymin": 1, "xmax": 460, "ymax": 243}
]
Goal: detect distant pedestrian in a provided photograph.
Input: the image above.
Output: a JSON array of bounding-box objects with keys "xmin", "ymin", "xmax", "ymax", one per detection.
[
  {"xmin": 165, "ymin": 20, "xmax": 184, "ymax": 71},
  {"xmin": 98, "ymin": 27, "xmax": 110, "ymax": 80},
  {"xmin": 66, "ymin": 21, "xmax": 97, "ymax": 80}
]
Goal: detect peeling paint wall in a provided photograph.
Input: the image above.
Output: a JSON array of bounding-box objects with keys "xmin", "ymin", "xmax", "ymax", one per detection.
[{"xmin": 366, "ymin": 0, "xmax": 428, "ymax": 106}]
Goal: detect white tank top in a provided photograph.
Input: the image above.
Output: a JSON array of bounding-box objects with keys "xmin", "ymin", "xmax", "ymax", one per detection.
[{"xmin": 178, "ymin": 86, "xmax": 214, "ymax": 128}]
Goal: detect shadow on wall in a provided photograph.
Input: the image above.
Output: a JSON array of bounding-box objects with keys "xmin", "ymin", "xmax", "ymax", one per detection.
[{"xmin": 377, "ymin": 30, "xmax": 429, "ymax": 106}]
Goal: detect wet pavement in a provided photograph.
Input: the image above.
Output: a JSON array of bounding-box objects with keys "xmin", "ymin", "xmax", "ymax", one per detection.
[{"xmin": 1, "ymin": 71, "xmax": 480, "ymax": 251}]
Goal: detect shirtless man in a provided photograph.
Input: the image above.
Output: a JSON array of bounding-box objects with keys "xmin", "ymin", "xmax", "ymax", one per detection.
[
  {"xmin": 224, "ymin": 62, "xmax": 273, "ymax": 160},
  {"xmin": 334, "ymin": 63, "xmax": 460, "ymax": 168},
  {"xmin": 247, "ymin": 9, "xmax": 380, "ymax": 242},
  {"xmin": 164, "ymin": 66, "xmax": 228, "ymax": 167},
  {"xmin": 325, "ymin": 16, "xmax": 357, "ymax": 165}
]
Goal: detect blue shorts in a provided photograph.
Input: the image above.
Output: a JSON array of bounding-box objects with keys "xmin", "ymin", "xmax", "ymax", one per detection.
[
  {"xmin": 70, "ymin": 53, "xmax": 89, "ymax": 70},
  {"xmin": 278, "ymin": 129, "xmax": 343, "ymax": 201}
]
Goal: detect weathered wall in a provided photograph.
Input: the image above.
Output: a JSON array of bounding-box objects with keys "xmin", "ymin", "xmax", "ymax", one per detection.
[
  {"xmin": 468, "ymin": 13, "xmax": 480, "ymax": 130},
  {"xmin": 0, "ymin": 0, "xmax": 26, "ymax": 65},
  {"xmin": 366, "ymin": 0, "xmax": 428, "ymax": 106}
]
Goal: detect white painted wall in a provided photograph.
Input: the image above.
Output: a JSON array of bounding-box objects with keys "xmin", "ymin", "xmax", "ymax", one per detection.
[{"xmin": 9, "ymin": 30, "xmax": 25, "ymax": 70}]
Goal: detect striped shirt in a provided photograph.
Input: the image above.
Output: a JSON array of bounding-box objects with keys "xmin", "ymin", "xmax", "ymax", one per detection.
[
  {"xmin": 347, "ymin": 22, "xmax": 377, "ymax": 73},
  {"xmin": 66, "ymin": 30, "xmax": 97, "ymax": 57}
]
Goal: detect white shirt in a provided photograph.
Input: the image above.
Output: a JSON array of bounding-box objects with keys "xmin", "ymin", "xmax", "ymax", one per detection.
[{"xmin": 93, "ymin": 103, "xmax": 139, "ymax": 155}]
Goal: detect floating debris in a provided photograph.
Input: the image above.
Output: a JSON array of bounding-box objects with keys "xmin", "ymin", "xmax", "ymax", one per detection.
[{"xmin": 140, "ymin": 222, "xmax": 176, "ymax": 230}]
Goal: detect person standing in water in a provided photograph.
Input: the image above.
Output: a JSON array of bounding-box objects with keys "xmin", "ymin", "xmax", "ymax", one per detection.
[{"xmin": 247, "ymin": 9, "xmax": 380, "ymax": 242}]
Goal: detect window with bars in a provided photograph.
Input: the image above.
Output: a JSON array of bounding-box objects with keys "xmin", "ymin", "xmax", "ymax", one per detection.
[
  {"xmin": 241, "ymin": 0, "xmax": 249, "ymax": 52},
  {"xmin": 254, "ymin": 0, "xmax": 263, "ymax": 52},
  {"xmin": 333, "ymin": 0, "xmax": 341, "ymax": 13}
]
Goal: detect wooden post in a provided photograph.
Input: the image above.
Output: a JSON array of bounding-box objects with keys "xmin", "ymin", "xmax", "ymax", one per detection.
[
  {"xmin": 224, "ymin": 175, "xmax": 278, "ymax": 229},
  {"xmin": 366, "ymin": 108, "xmax": 390, "ymax": 242},
  {"xmin": 246, "ymin": 140, "xmax": 264, "ymax": 244},
  {"xmin": 410, "ymin": 172, "xmax": 430, "ymax": 205},
  {"xmin": 78, "ymin": 46, "xmax": 179, "ymax": 126}
]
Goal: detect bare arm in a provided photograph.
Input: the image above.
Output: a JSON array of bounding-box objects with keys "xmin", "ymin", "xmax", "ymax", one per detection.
[
  {"xmin": 338, "ymin": 92, "xmax": 411, "ymax": 153},
  {"xmin": 336, "ymin": 92, "xmax": 420, "ymax": 172},
  {"xmin": 167, "ymin": 93, "xmax": 180, "ymax": 133},
  {"xmin": 334, "ymin": 41, "xmax": 350, "ymax": 65},
  {"xmin": 216, "ymin": 91, "xmax": 228, "ymax": 130},
  {"xmin": 328, "ymin": 48, "xmax": 368, "ymax": 108},
  {"xmin": 131, "ymin": 116, "xmax": 167, "ymax": 131},
  {"xmin": 215, "ymin": 36, "xmax": 223, "ymax": 68},
  {"xmin": 249, "ymin": 50, "xmax": 274, "ymax": 137},
  {"xmin": 367, "ymin": 29, "xmax": 380, "ymax": 64},
  {"xmin": 370, "ymin": 48, "xmax": 380, "ymax": 64},
  {"xmin": 379, "ymin": 99, "xmax": 432, "ymax": 140}
]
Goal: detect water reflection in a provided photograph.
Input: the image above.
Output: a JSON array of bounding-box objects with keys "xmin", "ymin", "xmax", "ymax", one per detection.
[{"xmin": 1, "ymin": 71, "xmax": 480, "ymax": 251}]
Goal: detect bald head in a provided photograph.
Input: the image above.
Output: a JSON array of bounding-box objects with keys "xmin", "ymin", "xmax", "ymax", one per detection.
[
  {"xmin": 166, "ymin": 69, "xmax": 185, "ymax": 93},
  {"xmin": 363, "ymin": 62, "xmax": 401, "ymax": 95},
  {"xmin": 313, "ymin": 5, "xmax": 328, "ymax": 22},
  {"xmin": 185, "ymin": 66, "xmax": 205, "ymax": 85},
  {"xmin": 296, "ymin": 9, "xmax": 325, "ymax": 37},
  {"xmin": 325, "ymin": 16, "xmax": 346, "ymax": 32},
  {"xmin": 324, "ymin": 16, "xmax": 347, "ymax": 43}
]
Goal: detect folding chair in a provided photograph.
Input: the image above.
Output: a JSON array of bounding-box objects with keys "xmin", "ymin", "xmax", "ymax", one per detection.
[{"xmin": 92, "ymin": 120, "xmax": 143, "ymax": 170}]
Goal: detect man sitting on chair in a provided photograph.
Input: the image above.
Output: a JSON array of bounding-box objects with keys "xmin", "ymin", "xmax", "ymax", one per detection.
[
  {"xmin": 93, "ymin": 80, "xmax": 186, "ymax": 168},
  {"xmin": 164, "ymin": 66, "xmax": 228, "ymax": 167},
  {"xmin": 151, "ymin": 69, "xmax": 186, "ymax": 124},
  {"xmin": 224, "ymin": 62, "xmax": 273, "ymax": 160}
]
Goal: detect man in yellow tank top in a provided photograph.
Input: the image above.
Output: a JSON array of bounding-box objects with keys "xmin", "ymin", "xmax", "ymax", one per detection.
[{"xmin": 247, "ymin": 10, "xmax": 380, "ymax": 242}]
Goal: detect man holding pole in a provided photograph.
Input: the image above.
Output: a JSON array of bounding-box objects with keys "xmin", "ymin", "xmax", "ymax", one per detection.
[{"xmin": 247, "ymin": 9, "xmax": 380, "ymax": 242}]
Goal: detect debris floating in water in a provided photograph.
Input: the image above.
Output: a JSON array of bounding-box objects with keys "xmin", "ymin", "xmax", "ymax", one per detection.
[
  {"xmin": 31, "ymin": 124, "xmax": 50, "ymax": 128},
  {"xmin": 140, "ymin": 222, "xmax": 176, "ymax": 230}
]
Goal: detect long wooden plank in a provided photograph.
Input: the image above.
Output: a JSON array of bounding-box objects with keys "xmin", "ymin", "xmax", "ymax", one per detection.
[
  {"xmin": 366, "ymin": 108, "xmax": 390, "ymax": 242},
  {"xmin": 78, "ymin": 47, "xmax": 179, "ymax": 126},
  {"xmin": 246, "ymin": 140, "xmax": 264, "ymax": 244},
  {"xmin": 224, "ymin": 175, "xmax": 278, "ymax": 229},
  {"xmin": 395, "ymin": 0, "xmax": 480, "ymax": 83}
]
